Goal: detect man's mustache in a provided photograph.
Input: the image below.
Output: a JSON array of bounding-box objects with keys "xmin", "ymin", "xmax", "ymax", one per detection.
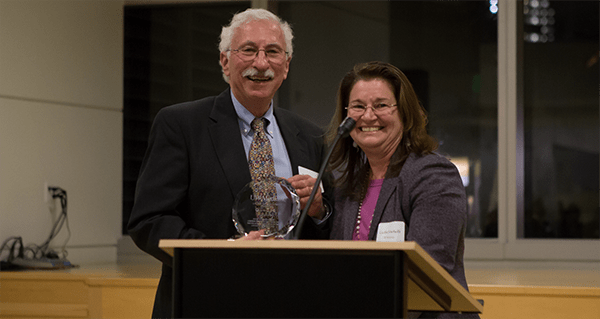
[{"xmin": 242, "ymin": 68, "xmax": 275, "ymax": 79}]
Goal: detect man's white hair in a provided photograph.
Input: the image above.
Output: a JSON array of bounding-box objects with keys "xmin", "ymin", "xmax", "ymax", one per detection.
[{"xmin": 218, "ymin": 8, "xmax": 294, "ymax": 83}]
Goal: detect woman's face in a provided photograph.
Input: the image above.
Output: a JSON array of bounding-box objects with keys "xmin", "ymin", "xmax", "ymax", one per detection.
[{"xmin": 348, "ymin": 78, "xmax": 403, "ymax": 157}]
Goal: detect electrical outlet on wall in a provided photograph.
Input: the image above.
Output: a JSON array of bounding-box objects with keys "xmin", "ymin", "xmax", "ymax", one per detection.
[
  {"xmin": 44, "ymin": 181, "xmax": 49, "ymax": 203},
  {"xmin": 44, "ymin": 182, "xmax": 55, "ymax": 212}
]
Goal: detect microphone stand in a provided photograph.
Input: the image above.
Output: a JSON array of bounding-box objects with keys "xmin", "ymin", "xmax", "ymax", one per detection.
[{"xmin": 292, "ymin": 117, "xmax": 356, "ymax": 240}]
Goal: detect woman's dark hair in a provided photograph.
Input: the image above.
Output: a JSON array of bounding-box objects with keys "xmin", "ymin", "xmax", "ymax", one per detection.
[{"xmin": 326, "ymin": 61, "xmax": 438, "ymax": 200}]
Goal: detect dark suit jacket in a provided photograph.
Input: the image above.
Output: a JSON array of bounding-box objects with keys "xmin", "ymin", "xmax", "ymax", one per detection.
[
  {"xmin": 330, "ymin": 152, "xmax": 480, "ymax": 319},
  {"xmin": 127, "ymin": 88, "xmax": 331, "ymax": 318}
]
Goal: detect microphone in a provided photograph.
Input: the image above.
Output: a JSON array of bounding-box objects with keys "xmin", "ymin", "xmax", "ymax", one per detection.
[
  {"xmin": 292, "ymin": 117, "xmax": 356, "ymax": 240},
  {"xmin": 337, "ymin": 116, "xmax": 356, "ymax": 138}
]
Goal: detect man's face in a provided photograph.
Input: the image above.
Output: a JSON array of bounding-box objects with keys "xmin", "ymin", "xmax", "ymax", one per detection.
[{"xmin": 220, "ymin": 19, "xmax": 291, "ymax": 108}]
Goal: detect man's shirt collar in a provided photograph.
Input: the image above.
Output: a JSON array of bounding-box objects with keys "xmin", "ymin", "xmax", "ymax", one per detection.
[{"xmin": 231, "ymin": 91, "xmax": 275, "ymax": 137}]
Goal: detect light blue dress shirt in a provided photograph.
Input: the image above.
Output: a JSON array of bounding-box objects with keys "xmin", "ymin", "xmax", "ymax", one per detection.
[
  {"xmin": 231, "ymin": 93, "xmax": 330, "ymax": 227},
  {"xmin": 231, "ymin": 92, "xmax": 293, "ymax": 179}
]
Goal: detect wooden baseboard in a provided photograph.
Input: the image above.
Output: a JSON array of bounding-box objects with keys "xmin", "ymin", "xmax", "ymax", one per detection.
[
  {"xmin": 0, "ymin": 302, "xmax": 88, "ymax": 318},
  {"xmin": 469, "ymin": 285, "xmax": 600, "ymax": 319},
  {"xmin": 0, "ymin": 271, "xmax": 157, "ymax": 319}
]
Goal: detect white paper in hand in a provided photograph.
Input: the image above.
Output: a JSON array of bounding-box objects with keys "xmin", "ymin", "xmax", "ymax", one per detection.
[{"xmin": 298, "ymin": 166, "xmax": 324, "ymax": 193}]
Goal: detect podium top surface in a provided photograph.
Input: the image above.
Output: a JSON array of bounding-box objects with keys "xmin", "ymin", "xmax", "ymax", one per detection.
[
  {"xmin": 160, "ymin": 239, "xmax": 483, "ymax": 314},
  {"xmin": 160, "ymin": 239, "xmax": 422, "ymax": 253}
]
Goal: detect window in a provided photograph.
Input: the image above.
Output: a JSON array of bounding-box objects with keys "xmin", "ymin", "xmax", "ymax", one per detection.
[
  {"xmin": 122, "ymin": 2, "xmax": 250, "ymax": 234},
  {"xmin": 278, "ymin": 1, "xmax": 499, "ymax": 239},
  {"xmin": 521, "ymin": 0, "xmax": 599, "ymax": 239}
]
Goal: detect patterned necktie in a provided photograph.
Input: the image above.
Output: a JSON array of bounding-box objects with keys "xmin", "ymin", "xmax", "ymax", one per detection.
[{"xmin": 248, "ymin": 118, "xmax": 278, "ymax": 234}]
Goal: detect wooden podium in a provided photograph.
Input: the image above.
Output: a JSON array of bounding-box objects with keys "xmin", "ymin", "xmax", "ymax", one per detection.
[{"xmin": 160, "ymin": 240, "xmax": 483, "ymax": 318}]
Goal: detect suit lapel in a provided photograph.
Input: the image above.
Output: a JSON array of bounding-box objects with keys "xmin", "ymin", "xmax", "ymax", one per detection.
[
  {"xmin": 274, "ymin": 108, "xmax": 304, "ymax": 175},
  {"xmin": 368, "ymin": 178, "xmax": 397, "ymax": 240},
  {"xmin": 208, "ymin": 89, "xmax": 252, "ymax": 199},
  {"xmin": 343, "ymin": 198, "xmax": 361, "ymax": 240}
]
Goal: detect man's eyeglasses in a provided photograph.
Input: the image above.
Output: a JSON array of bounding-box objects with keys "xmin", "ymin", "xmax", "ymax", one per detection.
[
  {"xmin": 228, "ymin": 46, "xmax": 289, "ymax": 64},
  {"xmin": 345, "ymin": 103, "xmax": 397, "ymax": 116}
]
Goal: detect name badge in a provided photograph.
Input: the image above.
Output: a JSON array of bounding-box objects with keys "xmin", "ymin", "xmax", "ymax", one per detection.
[{"xmin": 376, "ymin": 221, "xmax": 405, "ymax": 242}]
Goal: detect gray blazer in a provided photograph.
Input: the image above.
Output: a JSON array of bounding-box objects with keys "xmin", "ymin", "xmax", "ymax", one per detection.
[{"xmin": 331, "ymin": 152, "xmax": 480, "ymax": 318}]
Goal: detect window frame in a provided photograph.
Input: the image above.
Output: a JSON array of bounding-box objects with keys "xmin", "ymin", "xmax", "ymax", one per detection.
[{"xmin": 464, "ymin": 0, "xmax": 599, "ymax": 262}]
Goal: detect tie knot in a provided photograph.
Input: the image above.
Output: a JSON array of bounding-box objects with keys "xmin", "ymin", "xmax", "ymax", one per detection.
[{"xmin": 251, "ymin": 118, "xmax": 267, "ymax": 132}]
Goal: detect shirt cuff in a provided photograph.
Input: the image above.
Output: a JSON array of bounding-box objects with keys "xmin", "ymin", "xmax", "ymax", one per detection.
[{"xmin": 311, "ymin": 201, "xmax": 332, "ymax": 225}]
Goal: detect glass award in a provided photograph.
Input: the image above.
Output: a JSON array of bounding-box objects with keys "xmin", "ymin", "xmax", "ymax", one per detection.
[{"xmin": 232, "ymin": 175, "xmax": 301, "ymax": 239}]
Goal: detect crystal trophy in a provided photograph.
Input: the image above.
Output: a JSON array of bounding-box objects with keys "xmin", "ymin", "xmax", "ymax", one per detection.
[{"xmin": 232, "ymin": 175, "xmax": 300, "ymax": 238}]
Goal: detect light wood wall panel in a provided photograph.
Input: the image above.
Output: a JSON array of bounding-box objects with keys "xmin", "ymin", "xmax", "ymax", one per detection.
[
  {"xmin": 470, "ymin": 285, "xmax": 600, "ymax": 319},
  {"xmin": 2, "ymin": 270, "xmax": 599, "ymax": 319}
]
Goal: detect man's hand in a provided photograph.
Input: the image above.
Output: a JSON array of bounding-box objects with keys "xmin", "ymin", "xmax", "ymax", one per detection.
[
  {"xmin": 237, "ymin": 229, "xmax": 275, "ymax": 240},
  {"xmin": 287, "ymin": 174, "xmax": 326, "ymax": 220}
]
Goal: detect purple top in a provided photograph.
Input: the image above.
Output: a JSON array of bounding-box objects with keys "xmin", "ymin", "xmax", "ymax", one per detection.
[{"xmin": 353, "ymin": 179, "xmax": 384, "ymax": 241}]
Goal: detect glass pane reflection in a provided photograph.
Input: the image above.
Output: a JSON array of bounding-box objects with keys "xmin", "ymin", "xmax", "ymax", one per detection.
[
  {"xmin": 389, "ymin": 1, "xmax": 499, "ymax": 238},
  {"xmin": 522, "ymin": 0, "xmax": 599, "ymax": 239},
  {"xmin": 279, "ymin": 1, "xmax": 499, "ymax": 238}
]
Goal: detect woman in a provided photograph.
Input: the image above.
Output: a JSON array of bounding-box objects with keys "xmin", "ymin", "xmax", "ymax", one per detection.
[{"xmin": 327, "ymin": 61, "xmax": 479, "ymax": 319}]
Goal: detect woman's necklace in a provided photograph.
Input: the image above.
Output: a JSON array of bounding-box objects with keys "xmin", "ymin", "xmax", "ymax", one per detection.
[
  {"xmin": 354, "ymin": 173, "xmax": 372, "ymax": 241},
  {"xmin": 354, "ymin": 200, "xmax": 371, "ymax": 241}
]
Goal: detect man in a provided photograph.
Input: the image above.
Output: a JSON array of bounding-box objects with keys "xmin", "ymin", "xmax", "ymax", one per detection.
[{"xmin": 127, "ymin": 8, "xmax": 332, "ymax": 318}]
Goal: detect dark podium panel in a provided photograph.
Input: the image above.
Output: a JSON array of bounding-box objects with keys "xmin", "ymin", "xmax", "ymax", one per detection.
[{"xmin": 160, "ymin": 240, "xmax": 483, "ymax": 318}]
